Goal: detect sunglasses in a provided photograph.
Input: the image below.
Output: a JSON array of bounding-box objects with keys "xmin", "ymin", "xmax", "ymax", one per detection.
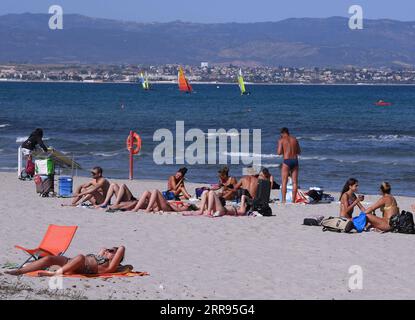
[
  {"xmin": 106, "ymin": 248, "xmax": 117, "ymax": 254},
  {"xmin": 91, "ymin": 171, "xmax": 98, "ymax": 175}
]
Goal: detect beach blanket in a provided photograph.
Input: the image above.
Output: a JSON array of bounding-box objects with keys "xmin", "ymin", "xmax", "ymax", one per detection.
[{"xmin": 24, "ymin": 266, "xmax": 149, "ymax": 279}]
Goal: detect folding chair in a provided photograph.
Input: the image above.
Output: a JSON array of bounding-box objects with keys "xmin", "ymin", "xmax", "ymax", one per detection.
[{"xmin": 15, "ymin": 224, "xmax": 78, "ymax": 268}]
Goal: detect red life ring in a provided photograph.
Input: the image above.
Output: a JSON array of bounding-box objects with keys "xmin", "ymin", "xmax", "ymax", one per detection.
[{"xmin": 126, "ymin": 132, "xmax": 142, "ymax": 155}]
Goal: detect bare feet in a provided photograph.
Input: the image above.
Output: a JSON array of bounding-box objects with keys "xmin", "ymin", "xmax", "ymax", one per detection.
[{"xmin": 4, "ymin": 270, "xmax": 21, "ymax": 276}]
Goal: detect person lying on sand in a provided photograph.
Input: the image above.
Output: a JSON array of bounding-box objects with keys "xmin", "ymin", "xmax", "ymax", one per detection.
[
  {"xmin": 167, "ymin": 167, "xmax": 191, "ymax": 199},
  {"xmin": 363, "ymin": 182, "xmax": 399, "ymax": 232},
  {"xmin": 5, "ymin": 246, "xmax": 126, "ymax": 276},
  {"xmin": 339, "ymin": 178, "xmax": 366, "ymax": 220},
  {"xmin": 65, "ymin": 167, "xmax": 110, "ymax": 207},
  {"xmin": 96, "ymin": 183, "xmax": 137, "ymax": 209},
  {"xmin": 184, "ymin": 190, "xmax": 249, "ymax": 217},
  {"xmin": 128, "ymin": 189, "xmax": 192, "ymax": 213}
]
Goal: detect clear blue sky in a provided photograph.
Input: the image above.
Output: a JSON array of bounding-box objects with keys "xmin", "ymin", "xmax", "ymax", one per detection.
[{"xmin": 1, "ymin": 0, "xmax": 414, "ymax": 22}]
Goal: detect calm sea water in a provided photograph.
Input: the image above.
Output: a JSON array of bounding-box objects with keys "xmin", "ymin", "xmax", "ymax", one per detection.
[{"xmin": 1, "ymin": 82, "xmax": 415, "ymax": 196}]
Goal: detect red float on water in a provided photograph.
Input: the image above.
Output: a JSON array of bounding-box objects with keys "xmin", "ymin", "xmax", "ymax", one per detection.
[{"xmin": 375, "ymin": 100, "xmax": 392, "ymax": 106}]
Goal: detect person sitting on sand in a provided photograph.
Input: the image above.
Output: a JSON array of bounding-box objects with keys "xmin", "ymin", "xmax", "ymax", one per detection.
[
  {"xmin": 232, "ymin": 167, "xmax": 260, "ymax": 200},
  {"xmin": 68, "ymin": 167, "xmax": 110, "ymax": 206},
  {"xmin": 185, "ymin": 190, "xmax": 249, "ymax": 217},
  {"xmin": 363, "ymin": 182, "xmax": 399, "ymax": 232},
  {"xmin": 96, "ymin": 183, "xmax": 137, "ymax": 209},
  {"xmin": 339, "ymin": 178, "xmax": 366, "ymax": 220},
  {"xmin": 5, "ymin": 246, "xmax": 126, "ymax": 276},
  {"xmin": 167, "ymin": 167, "xmax": 191, "ymax": 199},
  {"xmin": 210, "ymin": 166, "xmax": 238, "ymax": 200},
  {"xmin": 130, "ymin": 189, "xmax": 192, "ymax": 213}
]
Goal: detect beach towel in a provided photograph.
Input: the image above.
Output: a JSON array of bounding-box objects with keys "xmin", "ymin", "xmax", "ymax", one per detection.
[
  {"xmin": 24, "ymin": 266, "xmax": 149, "ymax": 279},
  {"xmin": 353, "ymin": 212, "xmax": 367, "ymax": 233}
]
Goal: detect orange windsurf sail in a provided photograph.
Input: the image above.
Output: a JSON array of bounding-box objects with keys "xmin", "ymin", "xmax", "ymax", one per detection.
[{"xmin": 178, "ymin": 67, "xmax": 192, "ymax": 92}]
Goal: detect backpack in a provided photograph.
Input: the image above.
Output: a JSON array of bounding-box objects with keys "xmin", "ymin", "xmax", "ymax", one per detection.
[
  {"xmin": 389, "ymin": 211, "xmax": 415, "ymax": 234},
  {"xmin": 321, "ymin": 217, "xmax": 354, "ymax": 233},
  {"xmin": 303, "ymin": 215, "xmax": 324, "ymax": 226}
]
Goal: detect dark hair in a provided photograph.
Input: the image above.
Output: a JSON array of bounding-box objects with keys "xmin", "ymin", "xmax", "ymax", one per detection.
[
  {"xmin": 218, "ymin": 166, "xmax": 229, "ymax": 176},
  {"xmin": 92, "ymin": 166, "xmax": 103, "ymax": 175},
  {"xmin": 280, "ymin": 127, "xmax": 289, "ymax": 135},
  {"xmin": 339, "ymin": 178, "xmax": 358, "ymax": 200},
  {"xmin": 32, "ymin": 128, "xmax": 43, "ymax": 138},
  {"xmin": 178, "ymin": 167, "xmax": 188, "ymax": 176},
  {"xmin": 261, "ymin": 167, "xmax": 270, "ymax": 178},
  {"xmin": 380, "ymin": 182, "xmax": 391, "ymax": 194}
]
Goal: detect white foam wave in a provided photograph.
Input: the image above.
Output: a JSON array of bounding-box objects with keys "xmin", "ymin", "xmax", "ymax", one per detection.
[
  {"xmin": 222, "ymin": 152, "xmax": 281, "ymax": 159},
  {"xmin": 92, "ymin": 151, "xmax": 123, "ymax": 157},
  {"xmin": 0, "ymin": 124, "xmax": 10, "ymax": 128},
  {"xmin": 16, "ymin": 136, "xmax": 50, "ymax": 143}
]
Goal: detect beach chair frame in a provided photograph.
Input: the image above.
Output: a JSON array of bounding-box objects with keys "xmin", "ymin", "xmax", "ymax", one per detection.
[{"xmin": 15, "ymin": 224, "xmax": 78, "ymax": 269}]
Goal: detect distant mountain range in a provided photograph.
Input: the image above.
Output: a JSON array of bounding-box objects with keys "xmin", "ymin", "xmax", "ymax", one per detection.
[{"xmin": 0, "ymin": 13, "xmax": 415, "ymax": 68}]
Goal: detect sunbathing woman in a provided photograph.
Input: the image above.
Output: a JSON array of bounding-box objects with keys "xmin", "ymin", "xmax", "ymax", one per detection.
[
  {"xmin": 131, "ymin": 189, "xmax": 192, "ymax": 213},
  {"xmin": 185, "ymin": 190, "xmax": 249, "ymax": 217},
  {"xmin": 211, "ymin": 166, "xmax": 238, "ymax": 200},
  {"xmin": 96, "ymin": 183, "xmax": 137, "ymax": 209},
  {"xmin": 5, "ymin": 246, "xmax": 126, "ymax": 276},
  {"xmin": 339, "ymin": 178, "xmax": 366, "ymax": 220},
  {"xmin": 363, "ymin": 182, "xmax": 399, "ymax": 232}
]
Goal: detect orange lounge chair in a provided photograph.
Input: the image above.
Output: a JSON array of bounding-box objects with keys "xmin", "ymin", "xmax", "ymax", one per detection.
[{"xmin": 15, "ymin": 224, "xmax": 78, "ymax": 268}]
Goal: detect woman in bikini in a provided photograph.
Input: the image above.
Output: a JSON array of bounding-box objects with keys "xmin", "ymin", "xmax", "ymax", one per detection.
[
  {"xmin": 130, "ymin": 189, "xmax": 192, "ymax": 213},
  {"xmin": 5, "ymin": 246, "xmax": 126, "ymax": 276},
  {"xmin": 96, "ymin": 183, "xmax": 137, "ymax": 209},
  {"xmin": 339, "ymin": 178, "xmax": 366, "ymax": 220},
  {"xmin": 211, "ymin": 166, "xmax": 238, "ymax": 200},
  {"xmin": 185, "ymin": 190, "xmax": 249, "ymax": 217},
  {"xmin": 363, "ymin": 182, "xmax": 399, "ymax": 232}
]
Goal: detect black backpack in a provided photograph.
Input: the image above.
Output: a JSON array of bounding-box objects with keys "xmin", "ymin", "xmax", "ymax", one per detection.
[{"xmin": 389, "ymin": 211, "xmax": 415, "ymax": 234}]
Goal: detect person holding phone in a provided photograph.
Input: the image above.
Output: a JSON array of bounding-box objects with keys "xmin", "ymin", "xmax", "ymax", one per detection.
[{"xmin": 339, "ymin": 178, "xmax": 366, "ymax": 220}]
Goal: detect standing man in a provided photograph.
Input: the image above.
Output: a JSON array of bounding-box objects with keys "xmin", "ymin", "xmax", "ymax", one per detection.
[{"xmin": 277, "ymin": 127, "xmax": 301, "ymax": 203}]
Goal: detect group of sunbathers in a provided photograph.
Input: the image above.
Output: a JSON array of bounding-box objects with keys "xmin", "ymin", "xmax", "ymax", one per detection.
[
  {"xmin": 64, "ymin": 165, "xmax": 277, "ymax": 217},
  {"xmin": 339, "ymin": 178, "xmax": 401, "ymax": 232}
]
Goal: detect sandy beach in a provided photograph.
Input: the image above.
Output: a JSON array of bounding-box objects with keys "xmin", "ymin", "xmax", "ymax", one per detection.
[{"xmin": 1, "ymin": 171, "xmax": 415, "ymax": 300}]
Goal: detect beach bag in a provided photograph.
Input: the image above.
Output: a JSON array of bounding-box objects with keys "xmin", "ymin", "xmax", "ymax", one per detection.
[
  {"xmin": 34, "ymin": 174, "xmax": 54, "ymax": 197},
  {"xmin": 322, "ymin": 217, "xmax": 354, "ymax": 233},
  {"xmin": 307, "ymin": 190, "xmax": 323, "ymax": 203},
  {"xmin": 389, "ymin": 211, "xmax": 415, "ymax": 234},
  {"xmin": 162, "ymin": 191, "xmax": 176, "ymax": 201},
  {"xmin": 19, "ymin": 157, "xmax": 36, "ymax": 180},
  {"xmin": 35, "ymin": 158, "xmax": 54, "ymax": 175},
  {"xmin": 252, "ymin": 202, "xmax": 272, "ymax": 216},
  {"xmin": 352, "ymin": 212, "xmax": 367, "ymax": 233},
  {"xmin": 303, "ymin": 215, "xmax": 324, "ymax": 226},
  {"xmin": 195, "ymin": 187, "xmax": 209, "ymax": 199}
]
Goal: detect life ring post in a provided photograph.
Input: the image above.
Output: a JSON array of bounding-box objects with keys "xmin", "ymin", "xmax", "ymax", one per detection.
[
  {"xmin": 126, "ymin": 131, "xmax": 142, "ymax": 180},
  {"xmin": 129, "ymin": 131, "xmax": 134, "ymax": 180}
]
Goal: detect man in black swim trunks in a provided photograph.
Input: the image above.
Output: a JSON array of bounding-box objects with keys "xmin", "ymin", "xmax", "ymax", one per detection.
[{"xmin": 277, "ymin": 127, "xmax": 301, "ymax": 203}]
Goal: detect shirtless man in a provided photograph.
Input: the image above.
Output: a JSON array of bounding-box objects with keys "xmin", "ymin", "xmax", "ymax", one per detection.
[
  {"xmin": 233, "ymin": 167, "xmax": 260, "ymax": 199},
  {"xmin": 277, "ymin": 127, "xmax": 301, "ymax": 203},
  {"xmin": 69, "ymin": 167, "xmax": 110, "ymax": 206},
  {"xmin": 167, "ymin": 167, "xmax": 191, "ymax": 199}
]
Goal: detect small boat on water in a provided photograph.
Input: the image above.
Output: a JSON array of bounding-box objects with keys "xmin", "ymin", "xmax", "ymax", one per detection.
[
  {"xmin": 178, "ymin": 66, "xmax": 193, "ymax": 93},
  {"xmin": 375, "ymin": 100, "xmax": 392, "ymax": 106}
]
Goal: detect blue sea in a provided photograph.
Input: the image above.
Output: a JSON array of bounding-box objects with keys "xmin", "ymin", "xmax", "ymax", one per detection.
[{"xmin": 1, "ymin": 82, "xmax": 415, "ymax": 196}]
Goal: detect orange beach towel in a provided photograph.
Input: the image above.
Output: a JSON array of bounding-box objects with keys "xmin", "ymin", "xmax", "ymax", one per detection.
[{"xmin": 25, "ymin": 266, "xmax": 149, "ymax": 279}]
